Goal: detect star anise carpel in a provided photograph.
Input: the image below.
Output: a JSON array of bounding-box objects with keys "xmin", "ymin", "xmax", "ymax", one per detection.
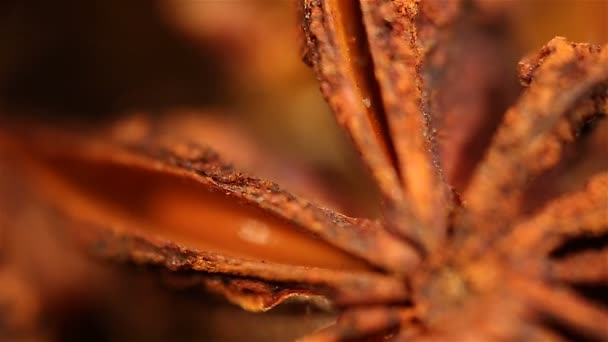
[{"xmin": 1, "ymin": 0, "xmax": 607, "ymax": 341}]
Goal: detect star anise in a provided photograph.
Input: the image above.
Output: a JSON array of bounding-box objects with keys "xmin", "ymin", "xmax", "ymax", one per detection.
[{"xmin": 1, "ymin": 0, "xmax": 607, "ymax": 341}]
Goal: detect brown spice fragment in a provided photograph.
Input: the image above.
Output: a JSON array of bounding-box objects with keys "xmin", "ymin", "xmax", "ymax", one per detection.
[
  {"xmin": 300, "ymin": 0, "xmax": 406, "ymax": 206},
  {"xmin": 2, "ymin": 160, "xmax": 339, "ymax": 340},
  {"xmin": 549, "ymin": 248, "xmax": 608, "ymax": 283},
  {"xmin": 2, "ymin": 1, "xmax": 608, "ymax": 340},
  {"xmin": 78, "ymin": 223, "xmax": 411, "ymax": 309},
  {"xmin": 301, "ymin": 0, "xmax": 519, "ymax": 254},
  {"xmin": 506, "ymin": 272, "xmax": 608, "ymax": 340},
  {"xmin": 45, "ymin": 125, "xmax": 419, "ymax": 273},
  {"xmin": 300, "ymin": 0, "xmax": 449, "ymax": 252},
  {"xmin": 0, "ymin": 121, "xmax": 415, "ymax": 311},
  {"xmin": 357, "ymin": 0, "xmax": 450, "ymax": 251},
  {"xmin": 503, "ymin": 172, "xmax": 608, "ymax": 258},
  {"xmin": 463, "ymin": 38, "xmax": 608, "ymax": 240}
]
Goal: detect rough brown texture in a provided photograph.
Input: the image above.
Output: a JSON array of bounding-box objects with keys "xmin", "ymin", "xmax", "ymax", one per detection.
[{"xmin": 1, "ymin": 1, "xmax": 607, "ymax": 341}]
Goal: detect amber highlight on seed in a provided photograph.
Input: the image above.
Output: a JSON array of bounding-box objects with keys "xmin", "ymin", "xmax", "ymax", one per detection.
[
  {"xmin": 28, "ymin": 156, "xmax": 369, "ymax": 271},
  {"xmin": 0, "ymin": 123, "xmax": 418, "ymax": 312},
  {"xmin": 331, "ymin": 0, "xmax": 398, "ymax": 175},
  {"xmin": 300, "ymin": 0, "xmax": 405, "ymax": 205}
]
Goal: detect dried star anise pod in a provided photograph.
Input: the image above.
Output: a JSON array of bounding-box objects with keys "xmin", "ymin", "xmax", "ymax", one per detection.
[{"xmin": 1, "ymin": 0, "xmax": 607, "ymax": 341}]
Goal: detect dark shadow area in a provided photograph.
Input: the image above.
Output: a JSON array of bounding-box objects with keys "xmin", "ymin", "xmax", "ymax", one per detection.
[{"xmin": 0, "ymin": 0, "xmax": 229, "ymax": 121}]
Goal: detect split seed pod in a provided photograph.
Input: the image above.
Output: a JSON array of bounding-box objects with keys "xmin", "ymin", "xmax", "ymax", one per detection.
[{"xmin": 1, "ymin": 0, "xmax": 607, "ymax": 341}]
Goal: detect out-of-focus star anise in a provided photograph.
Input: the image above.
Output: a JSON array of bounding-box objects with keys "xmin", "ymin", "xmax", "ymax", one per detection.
[{"xmin": 1, "ymin": 0, "xmax": 607, "ymax": 341}]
